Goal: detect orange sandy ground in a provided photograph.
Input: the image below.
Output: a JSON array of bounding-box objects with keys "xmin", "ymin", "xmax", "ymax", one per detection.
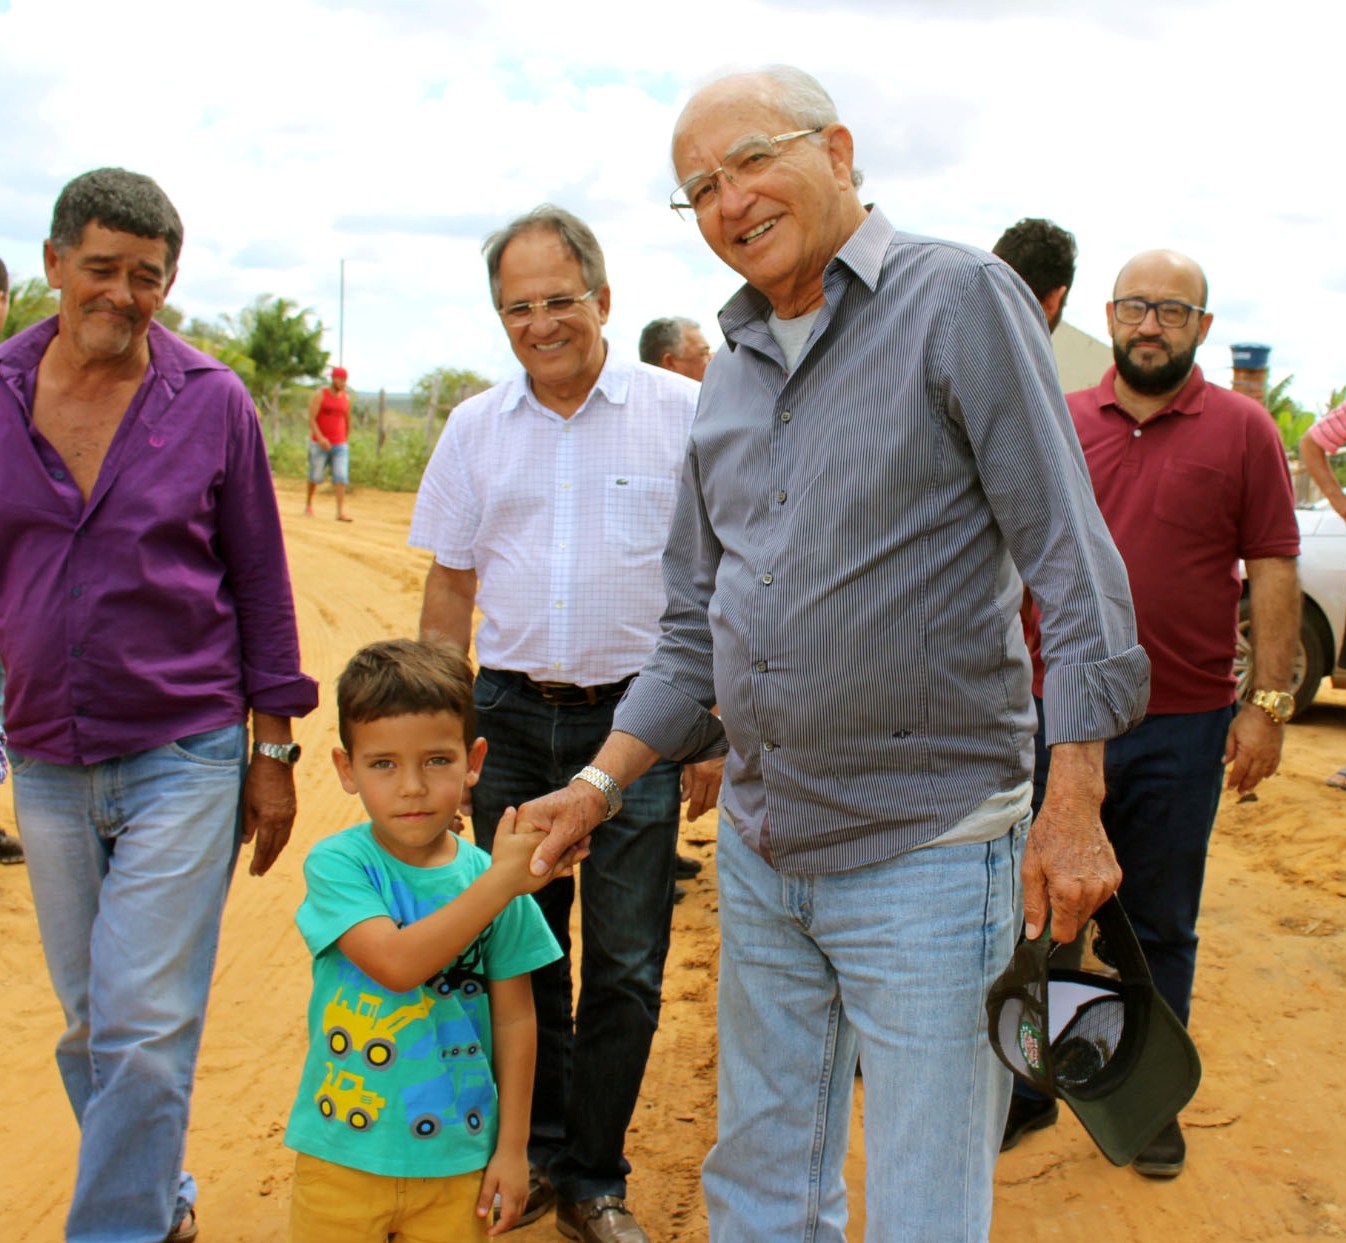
[{"xmin": 2, "ymin": 478, "xmax": 1344, "ymax": 1241}]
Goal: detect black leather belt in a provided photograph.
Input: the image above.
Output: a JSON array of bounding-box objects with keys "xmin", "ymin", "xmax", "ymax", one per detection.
[{"xmin": 493, "ymin": 669, "xmax": 636, "ymax": 707}]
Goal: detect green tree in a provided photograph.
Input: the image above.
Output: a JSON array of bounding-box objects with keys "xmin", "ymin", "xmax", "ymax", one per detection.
[
  {"xmin": 1267, "ymin": 374, "xmax": 1315, "ymax": 458},
  {"xmin": 235, "ymin": 295, "xmax": 328, "ymax": 443},
  {"xmin": 411, "ymin": 366, "xmax": 493, "ymax": 419},
  {"xmin": 2, "ymin": 276, "xmax": 58, "ymax": 339},
  {"xmin": 179, "ymin": 316, "xmax": 257, "ymax": 386}
]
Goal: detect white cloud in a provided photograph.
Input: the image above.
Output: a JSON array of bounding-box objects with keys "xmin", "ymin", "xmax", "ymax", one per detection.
[{"xmin": 1, "ymin": 0, "xmax": 1341, "ymax": 405}]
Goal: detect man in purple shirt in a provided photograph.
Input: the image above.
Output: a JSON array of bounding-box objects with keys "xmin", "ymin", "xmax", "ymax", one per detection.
[{"xmin": 0, "ymin": 168, "xmax": 317, "ymax": 1243}]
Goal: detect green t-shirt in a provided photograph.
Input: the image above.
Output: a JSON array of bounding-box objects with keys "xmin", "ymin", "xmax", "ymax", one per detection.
[{"xmin": 284, "ymin": 824, "xmax": 560, "ymax": 1177}]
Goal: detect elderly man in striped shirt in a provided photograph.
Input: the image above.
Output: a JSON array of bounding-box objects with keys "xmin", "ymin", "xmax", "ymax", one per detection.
[{"xmin": 518, "ymin": 68, "xmax": 1149, "ymax": 1242}]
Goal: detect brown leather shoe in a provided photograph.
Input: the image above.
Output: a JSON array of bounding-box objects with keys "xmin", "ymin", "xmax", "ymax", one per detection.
[{"xmin": 556, "ymin": 1195, "xmax": 650, "ymax": 1243}]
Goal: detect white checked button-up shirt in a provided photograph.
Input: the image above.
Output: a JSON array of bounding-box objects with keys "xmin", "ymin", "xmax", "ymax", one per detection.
[{"xmin": 409, "ymin": 350, "xmax": 699, "ymax": 686}]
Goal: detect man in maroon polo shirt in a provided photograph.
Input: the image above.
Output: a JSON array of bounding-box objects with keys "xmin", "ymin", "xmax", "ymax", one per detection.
[{"xmin": 1023, "ymin": 248, "xmax": 1300, "ymax": 1177}]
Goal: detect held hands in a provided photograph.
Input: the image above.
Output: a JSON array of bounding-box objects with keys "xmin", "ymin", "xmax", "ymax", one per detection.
[
  {"xmin": 1223, "ymin": 704, "xmax": 1284, "ymax": 796},
  {"xmin": 515, "ymin": 782, "xmax": 604, "ymax": 876},
  {"xmin": 241, "ymin": 758, "xmax": 297, "ymax": 876},
  {"xmin": 489, "ymin": 807, "xmax": 571, "ymax": 893},
  {"xmin": 477, "ymin": 1148, "xmax": 528, "ymax": 1236}
]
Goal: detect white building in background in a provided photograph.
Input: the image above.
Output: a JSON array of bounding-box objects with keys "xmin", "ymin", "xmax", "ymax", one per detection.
[{"xmin": 1051, "ymin": 321, "xmax": 1113, "ymax": 393}]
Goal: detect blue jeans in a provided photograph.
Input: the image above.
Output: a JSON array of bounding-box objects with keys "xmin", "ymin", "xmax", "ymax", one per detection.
[
  {"xmin": 10, "ymin": 724, "xmax": 246, "ymax": 1242},
  {"xmin": 307, "ymin": 440, "xmax": 350, "ymax": 485},
  {"xmin": 470, "ymin": 669, "xmax": 681, "ymax": 1203},
  {"xmin": 1099, "ymin": 707, "xmax": 1232, "ymax": 1025},
  {"xmin": 705, "ymin": 816, "xmax": 1025, "ymax": 1243}
]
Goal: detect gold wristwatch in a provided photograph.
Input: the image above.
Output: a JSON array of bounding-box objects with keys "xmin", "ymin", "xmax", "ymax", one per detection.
[{"xmin": 1249, "ymin": 689, "xmax": 1294, "ymax": 725}]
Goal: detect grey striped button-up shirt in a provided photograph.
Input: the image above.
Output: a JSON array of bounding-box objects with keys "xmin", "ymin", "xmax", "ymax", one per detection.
[{"xmin": 615, "ymin": 207, "xmax": 1149, "ymax": 873}]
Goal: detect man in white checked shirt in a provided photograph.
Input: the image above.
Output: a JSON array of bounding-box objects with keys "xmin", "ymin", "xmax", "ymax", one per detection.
[{"xmin": 410, "ymin": 204, "xmax": 721, "ymax": 1243}]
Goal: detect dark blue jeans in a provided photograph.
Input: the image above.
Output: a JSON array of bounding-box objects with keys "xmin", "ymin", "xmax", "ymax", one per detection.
[
  {"xmin": 471, "ymin": 668, "xmax": 681, "ymax": 1203},
  {"xmin": 1031, "ymin": 698, "xmax": 1233, "ymax": 1025}
]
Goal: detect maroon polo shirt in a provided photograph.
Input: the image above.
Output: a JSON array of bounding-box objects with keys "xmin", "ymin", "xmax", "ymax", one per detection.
[{"xmin": 1032, "ymin": 365, "xmax": 1299, "ymax": 714}]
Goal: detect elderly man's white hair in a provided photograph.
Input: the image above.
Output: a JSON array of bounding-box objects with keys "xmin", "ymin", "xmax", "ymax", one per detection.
[{"xmin": 673, "ymin": 64, "xmax": 864, "ymax": 188}]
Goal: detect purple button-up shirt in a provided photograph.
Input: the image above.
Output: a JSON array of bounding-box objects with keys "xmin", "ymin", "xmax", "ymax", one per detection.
[{"xmin": 0, "ymin": 317, "xmax": 317, "ymax": 765}]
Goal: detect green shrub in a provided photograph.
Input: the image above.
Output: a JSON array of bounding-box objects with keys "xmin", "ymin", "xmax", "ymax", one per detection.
[{"xmin": 266, "ymin": 417, "xmax": 443, "ymax": 494}]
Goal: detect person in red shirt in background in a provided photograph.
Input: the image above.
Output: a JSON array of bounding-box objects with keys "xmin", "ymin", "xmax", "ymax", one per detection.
[{"xmin": 306, "ymin": 363, "xmax": 353, "ymax": 521}]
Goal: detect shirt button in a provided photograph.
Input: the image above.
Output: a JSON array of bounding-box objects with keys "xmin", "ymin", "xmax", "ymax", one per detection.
[
  {"xmin": 761, "ymin": 573, "xmax": 774, "ymax": 585},
  {"xmin": 776, "ymin": 491, "xmax": 787, "ymax": 504},
  {"xmin": 561, "ymin": 481, "xmax": 573, "ymax": 490},
  {"xmin": 1133, "ymin": 428, "xmax": 1142, "ymax": 438},
  {"xmin": 72, "ymin": 646, "xmax": 83, "ymax": 657},
  {"xmin": 780, "ymin": 410, "xmax": 792, "ymax": 423},
  {"xmin": 755, "ymin": 660, "xmax": 768, "ymax": 672},
  {"xmin": 71, "ymin": 586, "xmax": 83, "ymax": 597},
  {"xmin": 53, "ymin": 469, "xmax": 66, "ymax": 481},
  {"xmin": 554, "ymin": 599, "xmax": 565, "ymax": 608},
  {"xmin": 763, "ymin": 741, "xmax": 776, "ymax": 751},
  {"xmin": 75, "ymin": 707, "xmax": 88, "ymax": 717}
]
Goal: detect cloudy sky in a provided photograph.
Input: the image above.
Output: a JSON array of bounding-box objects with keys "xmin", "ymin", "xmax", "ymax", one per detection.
[{"xmin": 1, "ymin": 0, "xmax": 1341, "ymax": 407}]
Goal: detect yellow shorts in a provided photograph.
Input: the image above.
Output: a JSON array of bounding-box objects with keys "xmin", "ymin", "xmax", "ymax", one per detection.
[{"xmin": 289, "ymin": 1152, "xmax": 489, "ymax": 1243}]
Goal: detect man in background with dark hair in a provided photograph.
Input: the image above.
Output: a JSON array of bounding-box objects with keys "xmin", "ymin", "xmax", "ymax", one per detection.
[
  {"xmin": 638, "ymin": 315, "xmax": 713, "ymax": 382},
  {"xmin": 0, "ymin": 168, "xmax": 316, "ymax": 1242},
  {"xmin": 993, "ymin": 217, "xmax": 1077, "ymax": 332}
]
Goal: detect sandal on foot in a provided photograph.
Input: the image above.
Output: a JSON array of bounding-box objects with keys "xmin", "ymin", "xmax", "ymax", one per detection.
[
  {"xmin": 166, "ymin": 1207, "xmax": 198, "ymax": 1243},
  {"xmin": 1327, "ymin": 767, "xmax": 1346, "ymax": 791}
]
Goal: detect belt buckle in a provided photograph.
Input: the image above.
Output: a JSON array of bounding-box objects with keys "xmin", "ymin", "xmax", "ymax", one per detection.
[{"xmin": 533, "ymin": 680, "xmax": 579, "ymax": 705}]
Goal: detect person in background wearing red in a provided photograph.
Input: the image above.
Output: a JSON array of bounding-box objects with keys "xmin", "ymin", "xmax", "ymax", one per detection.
[{"xmin": 307, "ymin": 363, "xmax": 353, "ymax": 521}]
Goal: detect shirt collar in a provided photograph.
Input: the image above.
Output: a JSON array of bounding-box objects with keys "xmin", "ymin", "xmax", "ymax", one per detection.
[
  {"xmin": 500, "ymin": 341, "xmax": 631, "ymax": 417},
  {"xmin": 1100, "ymin": 363, "xmax": 1208, "ymax": 420},
  {"xmin": 717, "ymin": 204, "xmax": 894, "ymax": 344},
  {"xmin": 0, "ymin": 316, "xmax": 227, "ymax": 396}
]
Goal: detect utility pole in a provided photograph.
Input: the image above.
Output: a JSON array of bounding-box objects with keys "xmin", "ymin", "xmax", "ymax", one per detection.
[{"xmin": 338, "ymin": 257, "xmax": 346, "ymax": 366}]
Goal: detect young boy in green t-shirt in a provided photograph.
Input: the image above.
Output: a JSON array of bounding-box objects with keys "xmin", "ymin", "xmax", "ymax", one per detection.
[{"xmin": 285, "ymin": 639, "xmax": 563, "ymax": 1240}]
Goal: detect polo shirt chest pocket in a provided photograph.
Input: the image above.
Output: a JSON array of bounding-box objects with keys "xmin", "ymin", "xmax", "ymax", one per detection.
[
  {"xmin": 604, "ymin": 474, "xmax": 677, "ymax": 554},
  {"xmin": 1153, "ymin": 458, "xmax": 1234, "ymax": 535}
]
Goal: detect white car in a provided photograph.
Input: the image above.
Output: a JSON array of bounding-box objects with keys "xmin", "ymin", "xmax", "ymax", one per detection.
[{"xmin": 1236, "ymin": 500, "xmax": 1346, "ymax": 716}]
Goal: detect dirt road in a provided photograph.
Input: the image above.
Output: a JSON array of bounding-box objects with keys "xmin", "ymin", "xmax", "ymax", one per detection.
[{"xmin": 2, "ymin": 478, "xmax": 1343, "ymax": 1240}]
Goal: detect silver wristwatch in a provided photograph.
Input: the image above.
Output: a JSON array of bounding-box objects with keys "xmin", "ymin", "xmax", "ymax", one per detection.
[
  {"xmin": 571, "ymin": 765, "xmax": 622, "ymax": 821},
  {"xmin": 253, "ymin": 740, "xmax": 302, "ymax": 765}
]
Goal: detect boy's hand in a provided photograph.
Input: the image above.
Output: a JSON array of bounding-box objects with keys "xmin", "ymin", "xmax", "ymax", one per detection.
[
  {"xmin": 490, "ymin": 808, "xmax": 571, "ymax": 893},
  {"xmin": 479, "ymin": 1149, "xmax": 529, "ymax": 1236}
]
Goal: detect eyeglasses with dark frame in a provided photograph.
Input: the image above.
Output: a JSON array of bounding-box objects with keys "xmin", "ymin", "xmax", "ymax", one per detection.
[
  {"xmin": 670, "ymin": 128, "xmax": 824, "ymax": 217},
  {"xmin": 1111, "ymin": 298, "xmax": 1206, "ymax": 329},
  {"xmin": 498, "ymin": 288, "xmax": 601, "ymax": 328}
]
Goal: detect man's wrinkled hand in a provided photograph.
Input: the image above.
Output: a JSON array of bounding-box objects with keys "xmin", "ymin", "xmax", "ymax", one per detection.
[
  {"xmin": 1222, "ymin": 704, "xmax": 1284, "ymax": 795},
  {"xmin": 1021, "ymin": 800, "xmax": 1121, "ymax": 945},
  {"xmin": 680, "ymin": 756, "xmax": 724, "ymax": 821},
  {"xmin": 241, "ymin": 759, "xmax": 297, "ymax": 876},
  {"xmin": 514, "ymin": 784, "xmax": 605, "ymax": 876}
]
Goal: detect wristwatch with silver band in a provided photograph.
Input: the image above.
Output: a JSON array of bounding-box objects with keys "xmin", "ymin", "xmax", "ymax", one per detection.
[
  {"xmin": 253, "ymin": 740, "xmax": 302, "ymax": 765},
  {"xmin": 571, "ymin": 765, "xmax": 622, "ymax": 821}
]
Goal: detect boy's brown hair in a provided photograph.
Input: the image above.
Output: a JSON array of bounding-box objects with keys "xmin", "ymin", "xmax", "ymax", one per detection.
[{"xmin": 336, "ymin": 639, "xmax": 475, "ymax": 750}]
